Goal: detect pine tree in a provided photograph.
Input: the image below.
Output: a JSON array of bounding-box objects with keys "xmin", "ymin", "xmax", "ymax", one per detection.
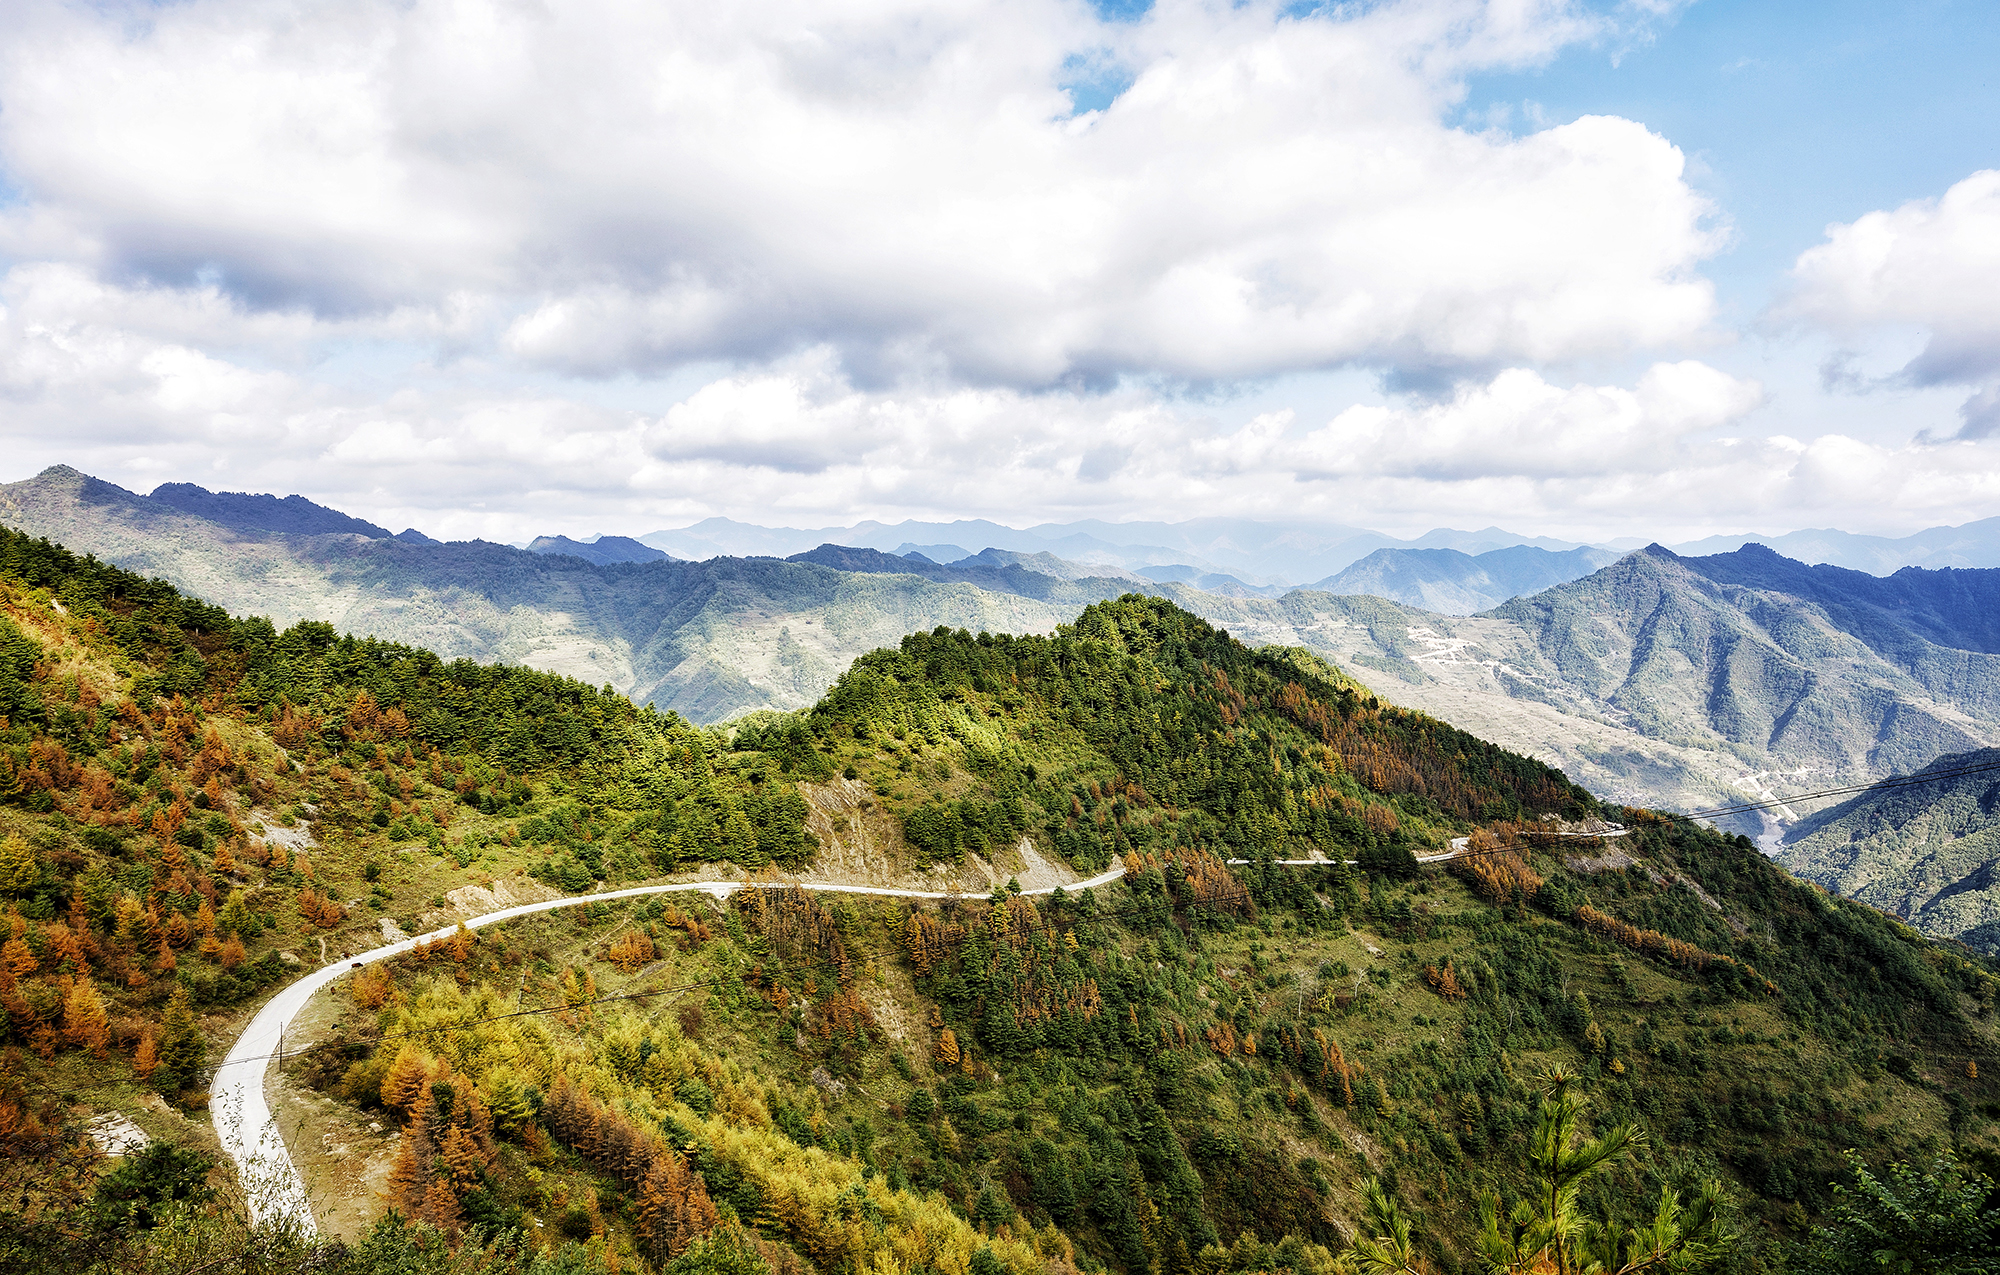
[
  {"xmin": 386, "ymin": 1137, "xmax": 428, "ymax": 1214},
  {"xmin": 381, "ymin": 1045, "xmax": 430, "ymax": 1116},
  {"xmin": 440, "ymin": 1123, "xmax": 488, "ymax": 1194},
  {"xmin": 422, "ymin": 1175, "xmax": 461, "ymax": 1231},
  {"xmin": 156, "ymin": 985, "xmax": 205, "ymax": 1095},
  {"xmin": 637, "ymin": 1148, "xmax": 720, "ymax": 1261},
  {"xmin": 1, "ymin": 936, "xmax": 35, "ymax": 978}
]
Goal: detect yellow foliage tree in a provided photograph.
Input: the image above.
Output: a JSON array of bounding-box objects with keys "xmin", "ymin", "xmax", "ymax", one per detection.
[
  {"xmin": 0, "ymin": 836, "xmax": 37, "ymax": 894},
  {"xmin": 133, "ymin": 1031, "xmax": 159, "ymax": 1081},
  {"xmin": 63, "ymin": 976, "xmax": 110, "ymax": 1058}
]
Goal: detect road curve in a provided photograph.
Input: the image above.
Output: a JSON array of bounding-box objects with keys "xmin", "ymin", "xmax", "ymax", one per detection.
[
  {"xmin": 219, "ymin": 827, "xmax": 1642, "ymax": 1228},
  {"xmin": 213, "ymin": 865, "xmax": 1127, "ymax": 1231}
]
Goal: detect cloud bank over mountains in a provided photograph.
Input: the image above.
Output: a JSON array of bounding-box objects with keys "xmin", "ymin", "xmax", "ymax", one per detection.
[{"xmin": 0, "ymin": 0, "xmax": 1991, "ymax": 541}]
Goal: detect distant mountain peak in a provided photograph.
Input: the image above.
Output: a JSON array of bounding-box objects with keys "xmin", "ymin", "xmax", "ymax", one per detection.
[
  {"xmin": 525, "ymin": 534, "xmax": 670, "ymax": 566},
  {"xmin": 147, "ymin": 480, "xmax": 394, "ymax": 539}
]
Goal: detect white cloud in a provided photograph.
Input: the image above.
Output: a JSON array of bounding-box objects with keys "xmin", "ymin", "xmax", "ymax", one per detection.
[
  {"xmin": 3, "ymin": 256, "xmax": 1994, "ymax": 545},
  {"xmin": 4, "ymin": 0, "xmax": 1973, "ymax": 549},
  {"xmin": 1779, "ymin": 169, "xmax": 2000, "ymax": 436},
  {"xmin": 1296, "ymin": 360, "xmax": 1764, "ymax": 481},
  {"xmin": 0, "ymin": 0, "xmax": 1718, "ymax": 387}
]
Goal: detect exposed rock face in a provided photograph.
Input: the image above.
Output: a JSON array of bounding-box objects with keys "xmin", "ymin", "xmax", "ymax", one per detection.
[{"xmin": 1181, "ymin": 545, "xmax": 2000, "ymax": 831}]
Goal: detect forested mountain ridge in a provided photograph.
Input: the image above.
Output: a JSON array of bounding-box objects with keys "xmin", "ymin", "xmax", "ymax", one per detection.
[
  {"xmin": 1779, "ymin": 747, "xmax": 2000, "ymax": 951},
  {"xmin": 786, "ymin": 596, "xmax": 1590, "ymax": 876},
  {"xmin": 2, "ymin": 528, "xmax": 1998, "ymax": 1274},
  {"xmin": 0, "ymin": 522, "xmax": 814, "ymax": 1082},
  {"xmin": 31, "ymin": 465, "xmax": 2000, "ymax": 841}
]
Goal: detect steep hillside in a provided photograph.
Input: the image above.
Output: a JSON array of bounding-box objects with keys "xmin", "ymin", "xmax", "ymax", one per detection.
[
  {"xmin": 263, "ymin": 817, "xmax": 1998, "ymax": 1275},
  {"xmin": 0, "ymin": 467, "xmax": 1133, "ymax": 722},
  {"xmin": 1161, "ymin": 546, "xmax": 2000, "ymax": 833},
  {"xmin": 1779, "ymin": 749, "xmax": 2000, "ymax": 950},
  {"xmin": 1311, "ymin": 545, "xmax": 1618, "ymax": 614},
  {"xmin": 4, "ymin": 540, "xmax": 1997, "ymax": 1275}
]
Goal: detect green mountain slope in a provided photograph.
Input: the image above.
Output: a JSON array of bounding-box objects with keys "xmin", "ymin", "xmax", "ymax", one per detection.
[
  {"xmin": 0, "ymin": 523, "xmax": 828, "ymax": 1070},
  {"xmin": 1779, "ymin": 748, "xmax": 2000, "ymax": 950},
  {"xmin": 781, "ymin": 596, "xmax": 1590, "ymax": 873},
  {"xmin": 25, "ymin": 467, "xmax": 2000, "ymax": 848}
]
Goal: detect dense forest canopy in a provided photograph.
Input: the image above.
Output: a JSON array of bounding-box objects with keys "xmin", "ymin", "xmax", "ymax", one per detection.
[{"xmin": 759, "ymin": 596, "xmax": 1594, "ymax": 875}]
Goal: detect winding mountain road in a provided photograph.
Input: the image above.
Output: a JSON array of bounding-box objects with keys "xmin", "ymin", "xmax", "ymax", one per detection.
[
  {"xmin": 216, "ymin": 823, "xmax": 1633, "ymax": 1231},
  {"xmin": 213, "ymin": 866, "xmax": 1126, "ymax": 1232}
]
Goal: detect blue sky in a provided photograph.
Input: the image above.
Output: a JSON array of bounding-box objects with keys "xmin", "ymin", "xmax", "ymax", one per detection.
[
  {"xmin": 1462, "ymin": 0, "xmax": 2000, "ymax": 318},
  {"xmin": 0, "ymin": 0, "xmax": 1995, "ymax": 542}
]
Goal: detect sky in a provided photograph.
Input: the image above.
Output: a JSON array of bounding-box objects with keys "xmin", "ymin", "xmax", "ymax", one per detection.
[{"xmin": 0, "ymin": 0, "xmax": 1996, "ymax": 545}]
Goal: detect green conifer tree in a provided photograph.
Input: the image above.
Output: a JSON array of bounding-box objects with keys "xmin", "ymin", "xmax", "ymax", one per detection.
[{"xmin": 155, "ymin": 985, "xmax": 207, "ymax": 1096}]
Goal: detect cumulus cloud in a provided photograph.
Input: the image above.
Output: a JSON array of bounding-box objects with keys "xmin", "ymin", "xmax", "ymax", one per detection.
[
  {"xmin": 1779, "ymin": 169, "xmax": 2000, "ymax": 437},
  {"xmin": 0, "ymin": 0, "xmax": 1718, "ymax": 387},
  {"xmin": 6, "ymin": 0, "xmax": 1971, "ymax": 547}
]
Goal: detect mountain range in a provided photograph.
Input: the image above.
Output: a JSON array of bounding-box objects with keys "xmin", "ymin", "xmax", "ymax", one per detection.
[
  {"xmin": 1306, "ymin": 544, "xmax": 1621, "ymax": 615},
  {"xmin": 638, "ymin": 514, "xmax": 1601, "ymax": 587},
  {"xmin": 12, "ymin": 466, "xmax": 2000, "ymax": 843},
  {"xmin": 636, "ymin": 511, "xmax": 2000, "ymax": 585},
  {"xmin": 0, "ymin": 467, "xmax": 1155, "ymax": 721},
  {"xmin": 1672, "ymin": 517, "xmax": 2000, "ymax": 574},
  {"xmin": 1173, "ymin": 545, "xmax": 2000, "ymax": 833}
]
